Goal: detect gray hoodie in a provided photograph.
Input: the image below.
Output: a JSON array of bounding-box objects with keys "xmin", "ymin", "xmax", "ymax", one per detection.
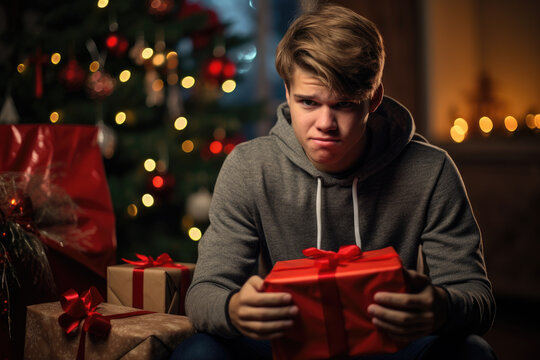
[{"xmin": 185, "ymin": 96, "xmax": 495, "ymax": 338}]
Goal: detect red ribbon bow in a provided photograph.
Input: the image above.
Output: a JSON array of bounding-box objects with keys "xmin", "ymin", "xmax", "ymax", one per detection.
[
  {"xmin": 121, "ymin": 252, "xmax": 176, "ymax": 268},
  {"xmin": 58, "ymin": 286, "xmax": 152, "ymax": 360},
  {"xmin": 122, "ymin": 253, "xmax": 191, "ymax": 314},
  {"xmin": 302, "ymin": 244, "xmax": 362, "ymax": 268}
]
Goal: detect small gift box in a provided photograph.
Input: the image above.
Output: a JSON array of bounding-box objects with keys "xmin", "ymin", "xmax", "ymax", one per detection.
[
  {"xmin": 24, "ymin": 287, "xmax": 195, "ymax": 360},
  {"xmin": 107, "ymin": 253, "xmax": 195, "ymax": 315},
  {"xmin": 263, "ymin": 245, "xmax": 407, "ymax": 360}
]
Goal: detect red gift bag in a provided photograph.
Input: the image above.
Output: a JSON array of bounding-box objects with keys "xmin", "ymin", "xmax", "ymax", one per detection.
[{"xmin": 0, "ymin": 124, "xmax": 116, "ymax": 279}]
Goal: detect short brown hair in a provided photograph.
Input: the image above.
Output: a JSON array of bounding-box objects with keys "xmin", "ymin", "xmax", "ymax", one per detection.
[{"xmin": 275, "ymin": 4, "xmax": 385, "ymax": 99}]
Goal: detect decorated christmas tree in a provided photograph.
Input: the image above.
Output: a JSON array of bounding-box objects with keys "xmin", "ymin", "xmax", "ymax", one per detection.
[{"xmin": 0, "ymin": 0, "xmax": 262, "ymax": 264}]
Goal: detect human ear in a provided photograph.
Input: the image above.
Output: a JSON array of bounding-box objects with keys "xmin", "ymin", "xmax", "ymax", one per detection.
[
  {"xmin": 284, "ymin": 81, "xmax": 290, "ymax": 104},
  {"xmin": 369, "ymin": 83, "xmax": 384, "ymax": 112}
]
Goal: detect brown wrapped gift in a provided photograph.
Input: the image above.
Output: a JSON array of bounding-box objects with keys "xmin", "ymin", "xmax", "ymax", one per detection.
[
  {"xmin": 107, "ymin": 255, "xmax": 195, "ymax": 314},
  {"xmin": 24, "ymin": 301, "xmax": 195, "ymax": 360}
]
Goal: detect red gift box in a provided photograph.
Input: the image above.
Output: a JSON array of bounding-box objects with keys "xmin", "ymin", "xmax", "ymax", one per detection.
[{"xmin": 263, "ymin": 245, "xmax": 407, "ymax": 360}]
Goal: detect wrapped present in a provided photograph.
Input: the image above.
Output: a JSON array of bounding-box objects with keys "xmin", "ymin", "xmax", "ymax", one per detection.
[
  {"xmin": 0, "ymin": 124, "xmax": 116, "ymax": 291},
  {"xmin": 263, "ymin": 245, "xmax": 407, "ymax": 360},
  {"xmin": 24, "ymin": 286, "xmax": 195, "ymax": 360},
  {"xmin": 107, "ymin": 253, "xmax": 195, "ymax": 315}
]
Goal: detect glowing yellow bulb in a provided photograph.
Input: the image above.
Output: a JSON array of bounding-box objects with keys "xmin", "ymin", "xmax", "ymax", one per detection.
[
  {"xmin": 525, "ymin": 114, "xmax": 535, "ymax": 129},
  {"xmin": 142, "ymin": 193, "xmax": 155, "ymax": 207},
  {"xmin": 222, "ymin": 79, "xmax": 236, "ymax": 93},
  {"xmin": 504, "ymin": 116, "xmax": 518, "ymax": 132},
  {"xmin": 49, "ymin": 112, "xmax": 60, "ymax": 123},
  {"xmin": 144, "ymin": 158, "xmax": 157, "ymax": 172},
  {"xmin": 479, "ymin": 116, "xmax": 493, "ymax": 134},
  {"xmin": 535, "ymin": 114, "xmax": 540, "ymax": 129},
  {"xmin": 141, "ymin": 48, "xmax": 154, "ymax": 60},
  {"xmin": 174, "ymin": 116, "xmax": 188, "ymax": 131},
  {"xmin": 450, "ymin": 126, "xmax": 465, "ymax": 143},
  {"xmin": 181, "ymin": 76, "xmax": 195, "ymax": 89},
  {"xmin": 50, "ymin": 53, "xmax": 61, "ymax": 65},
  {"xmin": 115, "ymin": 112, "xmax": 126, "ymax": 125},
  {"xmin": 152, "ymin": 79, "xmax": 164, "ymax": 92},
  {"xmin": 182, "ymin": 140, "xmax": 194, "ymax": 153},
  {"xmin": 17, "ymin": 63, "xmax": 25, "ymax": 73},
  {"xmin": 188, "ymin": 227, "xmax": 202, "ymax": 241},
  {"xmin": 453, "ymin": 118, "xmax": 468, "ymax": 134},
  {"xmin": 152, "ymin": 53, "xmax": 166, "ymax": 67},
  {"xmin": 89, "ymin": 61, "xmax": 100, "ymax": 72},
  {"xmin": 127, "ymin": 204, "xmax": 138, "ymax": 217},
  {"xmin": 119, "ymin": 70, "xmax": 131, "ymax": 82},
  {"xmin": 97, "ymin": 0, "xmax": 109, "ymax": 8}
]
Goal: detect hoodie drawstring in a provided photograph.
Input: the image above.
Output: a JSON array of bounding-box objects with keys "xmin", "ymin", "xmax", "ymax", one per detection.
[{"xmin": 315, "ymin": 177, "xmax": 362, "ymax": 250}]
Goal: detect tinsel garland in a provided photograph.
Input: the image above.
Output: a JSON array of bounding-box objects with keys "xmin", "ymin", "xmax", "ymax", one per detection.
[{"xmin": 0, "ymin": 172, "xmax": 79, "ymax": 338}]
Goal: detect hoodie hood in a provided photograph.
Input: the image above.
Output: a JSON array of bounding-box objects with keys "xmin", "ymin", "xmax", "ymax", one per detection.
[{"xmin": 269, "ymin": 96, "xmax": 416, "ymax": 186}]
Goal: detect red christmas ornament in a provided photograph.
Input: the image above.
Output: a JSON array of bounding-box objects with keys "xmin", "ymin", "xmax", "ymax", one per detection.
[
  {"xmin": 147, "ymin": 172, "xmax": 175, "ymax": 201},
  {"xmin": 147, "ymin": 0, "xmax": 175, "ymax": 15},
  {"xmin": 86, "ymin": 71, "xmax": 116, "ymax": 99},
  {"xmin": 204, "ymin": 57, "xmax": 236, "ymax": 84},
  {"xmin": 105, "ymin": 33, "xmax": 129, "ymax": 57},
  {"xmin": 58, "ymin": 59, "xmax": 86, "ymax": 91}
]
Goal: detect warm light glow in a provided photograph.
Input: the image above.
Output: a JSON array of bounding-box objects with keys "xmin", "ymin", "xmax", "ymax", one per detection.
[
  {"xmin": 144, "ymin": 158, "xmax": 157, "ymax": 172},
  {"xmin": 17, "ymin": 63, "xmax": 25, "ymax": 73},
  {"xmin": 535, "ymin": 114, "xmax": 540, "ymax": 129},
  {"xmin": 182, "ymin": 215, "xmax": 194, "ymax": 230},
  {"xmin": 127, "ymin": 204, "xmax": 138, "ymax": 217},
  {"xmin": 454, "ymin": 118, "xmax": 469, "ymax": 134},
  {"xmin": 152, "ymin": 53, "xmax": 166, "ymax": 67},
  {"xmin": 221, "ymin": 80, "xmax": 236, "ymax": 93},
  {"xmin": 119, "ymin": 70, "xmax": 131, "ymax": 82},
  {"xmin": 89, "ymin": 61, "xmax": 100, "ymax": 72},
  {"xmin": 49, "ymin": 112, "xmax": 60, "ymax": 123},
  {"xmin": 152, "ymin": 175, "xmax": 164, "ymax": 188},
  {"xmin": 97, "ymin": 0, "xmax": 109, "ymax": 8},
  {"xmin": 479, "ymin": 116, "xmax": 493, "ymax": 134},
  {"xmin": 166, "ymin": 52, "xmax": 178, "ymax": 69},
  {"xmin": 182, "ymin": 140, "xmax": 194, "ymax": 153},
  {"xmin": 115, "ymin": 112, "xmax": 126, "ymax": 125},
  {"xmin": 142, "ymin": 194, "xmax": 154, "ymax": 207},
  {"xmin": 209, "ymin": 140, "xmax": 223, "ymax": 154},
  {"xmin": 152, "ymin": 79, "xmax": 164, "ymax": 92},
  {"xmin": 10, "ymin": 198, "xmax": 17, "ymax": 206},
  {"xmin": 525, "ymin": 114, "xmax": 536, "ymax": 129},
  {"xmin": 188, "ymin": 227, "xmax": 202, "ymax": 241},
  {"xmin": 181, "ymin": 76, "xmax": 195, "ymax": 89},
  {"xmin": 141, "ymin": 48, "xmax": 154, "ymax": 60},
  {"xmin": 167, "ymin": 73, "xmax": 179, "ymax": 85},
  {"xmin": 450, "ymin": 126, "xmax": 465, "ymax": 143},
  {"xmin": 166, "ymin": 51, "xmax": 178, "ymax": 59},
  {"xmin": 174, "ymin": 116, "xmax": 188, "ymax": 131},
  {"xmin": 504, "ymin": 116, "xmax": 518, "ymax": 132},
  {"xmin": 50, "ymin": 53, "xmax": 61, "ymax": 65}
]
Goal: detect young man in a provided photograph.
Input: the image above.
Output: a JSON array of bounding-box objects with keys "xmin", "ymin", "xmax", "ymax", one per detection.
[{"xmin": 172, "ymin": 5, "xmax": 496, "ymax": 360}]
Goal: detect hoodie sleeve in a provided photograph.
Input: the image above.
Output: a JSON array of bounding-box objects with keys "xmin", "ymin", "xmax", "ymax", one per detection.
[
  {"xmin": 421, "ymin": 154, "xmax": 495, "ymax": 335},
  {"xmin": 185, "ymin": 146, "xmax": 260, "ymax": 337}
]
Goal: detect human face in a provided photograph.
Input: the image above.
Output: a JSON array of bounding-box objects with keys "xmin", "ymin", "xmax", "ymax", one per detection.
[{"xmin": 285, "ymin": 67, "xmax": 371, "ymax": 173}]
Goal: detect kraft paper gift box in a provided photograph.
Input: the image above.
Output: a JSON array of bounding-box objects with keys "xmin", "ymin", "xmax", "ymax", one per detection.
[
  {"xmin": 24, "ymin": 288, "xmax": 195, "ymax": 360},
  {"xmin": 263, "ymin": 245, "xmax": 407, "ymax": 360},
  {"xmin": 107, "ymin": 254, "xmax": 195, "ymax": 315}
]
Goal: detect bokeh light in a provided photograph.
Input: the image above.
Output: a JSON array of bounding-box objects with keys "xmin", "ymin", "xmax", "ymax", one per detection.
[
  {"xmin": 188, "ymin": 227, "xmax": 202, "ymax": 241},
  {"xmin": 181, "ymin": 76, "xmax": 195, "ymax": 89},
  {"xmin": 182, "ymin": 140, "xmax": 194, "ymax": 153},
  {"xmin": 479, "ymin": 116, "xmax": 493, "ymax": 134},
  {"xmin": 142, "ymin": 193, "xmax": 155, "ymax": 207},
  {"xmin": 144, "ymin": 158, "xmax": 157, "ymax": 172},
  {"xmin": 174, "ymin": 116, "xmax": 188, "ymax": 131},
  {"xmin": 221, "ymin": 79, "xmax": 236, "ymax": 93},
  {"xmin": 119, "ymin": 70, "xmax": 131, "ymax": 82}
]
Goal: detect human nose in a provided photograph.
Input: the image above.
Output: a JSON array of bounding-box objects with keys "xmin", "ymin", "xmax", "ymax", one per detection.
[{"xmin": 315, "ymin": 106, "xmax": 337, "ymax": 131}]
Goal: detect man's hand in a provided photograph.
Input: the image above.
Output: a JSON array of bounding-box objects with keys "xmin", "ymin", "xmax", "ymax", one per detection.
[
  {"xmin": 228, "ymin": 275, "xmax": 298, "ymax": 340},
  {"xmin": 367, "ymin": 269, "xmax": 448, "ymax": 342}
]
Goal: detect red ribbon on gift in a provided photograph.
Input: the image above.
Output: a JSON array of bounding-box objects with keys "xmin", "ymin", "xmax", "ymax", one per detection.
[
  {"xmin": 299, "ymin": 245, "xmax": 363, "ymax": 359},
  {"xmin": 122, "ymin": 253, "xmax": 191, "ymax": 314},
  {"xmin": 58, "ymin": 286, "xmax": 152, "ymax": 360}
]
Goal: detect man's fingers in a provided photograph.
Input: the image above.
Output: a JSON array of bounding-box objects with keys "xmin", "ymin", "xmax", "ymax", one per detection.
[
  {"xmin": 237, "ymin": 302, "xmax": 298, "ymax": 321},
  {"xmin": 368, "ymin": 304, "xmax": 434, "ymax": 327},
  {"xmin": 373, "ymin": 291, "xmax": 433, "ymax": 311}
]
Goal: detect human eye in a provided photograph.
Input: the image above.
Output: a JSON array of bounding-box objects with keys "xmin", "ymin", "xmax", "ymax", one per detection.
[
  {"xmin": 300, "ymin": 99, "xmax": 318, "ymax": 107},
  {"xmin": 334, "ymin": 101, "xmax": 355, "ymax": 109}
]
